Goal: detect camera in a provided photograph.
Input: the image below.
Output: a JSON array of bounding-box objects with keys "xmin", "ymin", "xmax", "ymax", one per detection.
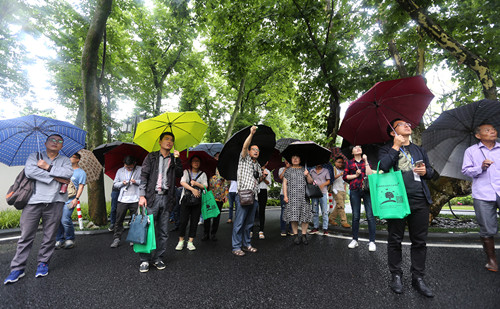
[{"xmin": 253, "ymin": 171, "xmax": 260, "ymax": 179}]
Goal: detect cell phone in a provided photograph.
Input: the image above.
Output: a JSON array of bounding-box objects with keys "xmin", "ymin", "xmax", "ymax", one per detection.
[{"xmin": 415, "ymin": 160, "xmax": 424, "ymax": 167}]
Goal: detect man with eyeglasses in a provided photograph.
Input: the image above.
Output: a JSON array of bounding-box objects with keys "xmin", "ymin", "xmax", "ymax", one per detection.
[
  {"xmin": 462, "ymin": 123, "xmax": 500, "ymax": 272},
  {"xmin": 232, "ymin": 126, "xmax": 261, "ymax": 257},
  {"xmin": 4, "ymin": 134, "xmax": 73, "ymax": 284},
  {"xmin": 378, "ymin": 119, "xmax": 435, "ymax": 298}
]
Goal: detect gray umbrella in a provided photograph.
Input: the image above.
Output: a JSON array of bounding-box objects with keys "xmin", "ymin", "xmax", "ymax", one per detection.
[{"xmin": 422, "ymin": 99, "xmax": 500, "ymax": 180}]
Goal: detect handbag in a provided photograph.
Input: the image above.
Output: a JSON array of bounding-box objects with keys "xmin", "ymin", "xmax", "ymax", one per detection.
[
  {"xmin": 238, "ymin": 189, "xmax": 255, "ymax": 206},
  {"xmin": 6, "ymin": 168, "xmax": 34, "ymax": 210},
  {"xmin": 368, "ymin": 162, "xmax": 411, "ymax": 219},
  {"xmin": 133, "ymin": 212, "xmax": 156, "ymax": 254},
  {"xmin": 182, "ymin": 171, "xmax": 204, "ymax": 206},
  {"xmin": 362, "ymin": 177, "xmax": 370, "ymax": 192},
  {"xmin": 201, "ymin": 186, "xmax": 221, "ymax": 219},
  {"xmin": 126, "ymin": 207, "xmax": 149, "ymax": 245},
  {"xmin": 305, "ymin": 183, "xmax": 323, "ymax": 199},
  {"xmin": 67, "ymin": 181, "xmax": 77, "ymax": 199}
]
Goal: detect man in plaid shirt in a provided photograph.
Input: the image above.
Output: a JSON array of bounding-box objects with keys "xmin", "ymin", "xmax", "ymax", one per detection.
[{"xmin": 232, "ymin": 126, "xmax": 261, "ymax": 256}]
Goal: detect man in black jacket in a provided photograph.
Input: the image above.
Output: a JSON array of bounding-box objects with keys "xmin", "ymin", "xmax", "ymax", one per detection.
[
  {"xmin": 378, "ymin": 119, "xmax": 435, "ymax": 298},
  {"xmin": 138, "ymin": 132, "xmax": 183, "ymax": 273}
]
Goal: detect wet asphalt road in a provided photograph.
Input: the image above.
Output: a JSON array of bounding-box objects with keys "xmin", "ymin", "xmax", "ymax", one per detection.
[{"xmin": 0, "ymin": 208, "xmax": 499, "ymax": 308}]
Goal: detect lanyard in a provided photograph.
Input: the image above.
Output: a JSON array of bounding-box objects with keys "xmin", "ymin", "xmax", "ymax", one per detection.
[{"xmin": 399, "ymin": 146, "xmax": 414, "ymax": 165}]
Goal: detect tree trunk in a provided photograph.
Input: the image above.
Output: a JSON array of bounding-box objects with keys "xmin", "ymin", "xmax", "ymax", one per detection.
[
  {"xmin": 427, "ymin": 176, "xmax": 471, "ymax": 222},
  {"xmin": 396, "ymin": 0, "xmax": 497, "ymax": 100},
  {"xmin": 81, "ymin": 0, "xmax": 112, "ymax": 226},
  {"xmin": 225, "ymin": 78, "xmax": 246, "ymax": 142},
  {"xmin": 388, "ymin": 39, "xmax": 408, "ymax": 78},
  {"xmin": 75, "ymin": 99, "xmax": 85, "ymax": 128}
]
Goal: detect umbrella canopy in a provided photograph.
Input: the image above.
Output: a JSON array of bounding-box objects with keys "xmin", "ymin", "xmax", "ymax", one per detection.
[
  {"xmin": 190, "ymin": 142, "xmax": 224, "ymax": 157},
  {"xmin": 281, "ymin": 141, "xmax": 331, "ymax": 167},
  {"xmin": 92, "ymin": 141, "xmax": 124, "ymax": 165},
  {"xmin": 338, "ymin": 76, "xmax": 434, "ymax": 145},
  {"xmin": 133, "ymin": 111, "xmax": 207, "ymax": 153},
  {"xmin": 266, "ymin": 148, "xmax": 284, "ymax": 171},
  {"xmin": 104, "ymin": 143, "xmax": 149, "ymax": 179},
  {"xmin": 179, "ymin": 150, "xmax": 218, "ymax": 181},
  {"xmin": 217, "ymin": 125, "xmax": 276, "ymax": 181},
  {"xmin": 329, "ymin": 146, "xmax": 348, "ymax": 162},
  {"xmin": 422, "ymin": 99, "xmax": 500, "ymax": 180},
  {"xmin": 0, "ymin": 115, "xmax": 87, "ymax": 166},
  {"xmin": 275, "ymin": 138, "xmax": 300, "ymax": 153},
  {"xmin": 77, "ymin": 149, "xmax": 103, "ymax": 183}
]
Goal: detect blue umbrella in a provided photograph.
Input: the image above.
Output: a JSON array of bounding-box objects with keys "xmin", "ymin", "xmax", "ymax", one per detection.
[
  {"xmin": 190, "ymin": 142, "xmax": 224, "ymax": 157},
  {"xmin": 0, "ymin": 115, "xmax": 87, "ymax": 166}
]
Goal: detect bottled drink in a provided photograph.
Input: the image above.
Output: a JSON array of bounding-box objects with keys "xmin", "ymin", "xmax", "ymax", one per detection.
[{"xmin": 60, "ymin": 183, "xmax": 68, "ymax": 194}]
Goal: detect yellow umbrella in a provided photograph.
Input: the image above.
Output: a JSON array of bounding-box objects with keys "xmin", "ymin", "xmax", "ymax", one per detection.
[{"xmin": 133, "ymin": 111, "xmax": 207, "ymax": 152}]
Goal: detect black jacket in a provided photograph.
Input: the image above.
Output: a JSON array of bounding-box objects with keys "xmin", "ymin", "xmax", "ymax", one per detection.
[
  {"xmin": 378, "ymin": 142, "xmax": 434, "ymax": 205},
  {"xmin": 139, "ymin": 151, "xmax": 183, "ymax": 212}
]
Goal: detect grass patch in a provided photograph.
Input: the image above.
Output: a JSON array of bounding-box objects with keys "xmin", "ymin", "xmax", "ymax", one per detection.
[{"xmin": 0, "ymin": 209, "xmax": 22, "ymax": 229}]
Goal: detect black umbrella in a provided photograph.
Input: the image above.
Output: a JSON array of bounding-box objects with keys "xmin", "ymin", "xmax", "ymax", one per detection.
[
  {"xmin": 217, "ymin": 125, "xmax": 276, "ymax": 180},
  {"xmin": 281, "ymin": 141, "xmax": 331, "ymax": 167},
  {"xmin": 92, "ymin": 141, "xmax": 125, "ymax": 165},
  {"xmin": 422, "ymin": 99, "xmax": 500, "ymax": 180},
  {"xmin": 275, "ymin": 138, "xmax": 300, "ymax": 153}
]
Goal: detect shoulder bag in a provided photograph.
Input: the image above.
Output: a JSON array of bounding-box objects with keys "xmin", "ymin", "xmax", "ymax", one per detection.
[{"xmin": 182, "ymin": 171, "xmax": 204, "ymax": 206}]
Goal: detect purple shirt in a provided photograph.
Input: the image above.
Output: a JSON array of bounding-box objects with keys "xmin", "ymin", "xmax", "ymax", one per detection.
[
  {"xmin": 310, "ymin": 167, "xmax": 330, "ymax": 194},
  {"xmin": 462, "ymin": 141, "xmax": 500, "ymax": 201}
]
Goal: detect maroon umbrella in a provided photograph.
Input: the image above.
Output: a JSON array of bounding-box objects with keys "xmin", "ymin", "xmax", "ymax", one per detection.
[
  {"xmin": 338, "ymin": 76, "xmax": 434, "ymax": 145},
  {"xmin": 179, "ymin": 150, "xmax": 218, "ymax": 181},
  {"xmin": 104, "ymin": 143, "xmax": 149, "ymax": 179}
]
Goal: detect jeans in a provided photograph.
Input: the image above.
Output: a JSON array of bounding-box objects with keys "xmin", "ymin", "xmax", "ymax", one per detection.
[
  {"xmin": 56, "ymin": 200, "xmax": 76, "ymax": 242},
  {"xmin": 350, "ymin": 189, "xmax": 376, "ymax": 242},
  {"xmin": 110, "ymin": 189, "xmax": 119, "ymax": 225},
  {"xmin": 311, "ymin": 193, "xmax": 329, "ymax": 230},
  {"xmin": 227, "ymin": 192, "xmax": 237, "ymax": 220},
  {"xmin": 232, "ymin": 195, "xmax": 258, "ymax": 250}
]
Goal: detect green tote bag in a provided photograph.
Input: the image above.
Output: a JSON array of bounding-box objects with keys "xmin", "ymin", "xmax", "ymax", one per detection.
[
  {"xmin": 368, "ymin": 162, "xmax": 411, "ymax": 219},
  {"xmin": 201, "ymin": 187, "xmax": 221, "ymax": 219},
  {"xmin": 133, "ymin": 210, "xmax": 156, "ymax": 254}
]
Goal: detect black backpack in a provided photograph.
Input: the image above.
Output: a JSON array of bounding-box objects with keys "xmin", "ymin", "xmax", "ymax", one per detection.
[{"xmin": 6, "ymin": 169, "xmax": 34, "ymax": 210}]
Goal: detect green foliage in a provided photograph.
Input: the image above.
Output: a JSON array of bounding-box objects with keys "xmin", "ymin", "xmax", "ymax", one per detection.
[
  {"xmin": 449, "ymin": 195, "xmax": 473, "ymax": 206},
  {"xmin": 268, "ymin": 186, "xmax": 282, "ymax": 200},
  {"xmin": 0, "ymin": 209, "xmax": 22, "ymax": 229},
  {"xmin": 266, "ymin": 198, "xmax": 281, "ymax": 206}
]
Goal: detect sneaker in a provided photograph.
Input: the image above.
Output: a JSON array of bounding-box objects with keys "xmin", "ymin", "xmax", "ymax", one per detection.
[
  {"xmin": 175, "ymin": 240, "xmax": 185, "ymax": 251},
  {"xmin": 55, "ymin": 241, "xmax": 63, "ymax": 250},
  {"xmin": 108, "ymin": 224, "xmax": 115, "ymax": 232},
  {"xmin": 187, "ymin": 241, "xmax": 196, "ymax": 251},
  {"xmin": 139, "ymin": 262, "xmax": 149, "ymax": 273},
  {"xmin": 153, "ymin": 260, "xmax": 166, "ymax": 270},
  {"xmin": 309, "ymin": 228, "xmax": 319, "ymax": 235},
  {"xmin": 4, "ymin": 270, "xmax": 25, "ymax": 285},
  {"xmin": 323, "ymin": 229, "xmax": 329, "ymax": 236},
  {"xmin": 280, "ymin": 231, "xmax": 287, "ymax": 237},
  {"xmin": 35, "ymin": 263, "xmax": 49, "ymax": 278},
  {"xmin": 110, "ymin": 238, "xmax": 120, "ymax": 248},
  {"xmin": 259, "ymin": 231, "xmax": 265, "ymax": 239},
  {"xmin": 250, "ymin": 231, "xmax": 253, "ymax": 238},
  {"xmin": 64, "ymin": 239, "xmax": 74, "ymax": 249},
  {"xmin": 369, "ymin": 242, "xmax": 377, "ymax": 252},
  {"xmin": 348, "ymin": 239, "xmax": 359, "ymax": 249}
]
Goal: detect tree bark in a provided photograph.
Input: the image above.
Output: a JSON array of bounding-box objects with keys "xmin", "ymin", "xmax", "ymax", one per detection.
[
  {"xmin": 396, "ymin": 0, "xmax": 497, "ymax": 100},
  {"xmin": 225, "ymin": 77, "xmax": 246, "ymax": 142},
  {"xmin": 388, "ymin": 39, "xmax": 408, "ymax": 78},
  {"xmin": 81, "ymin": 0, "xmax": 112, "ymax": 226}
]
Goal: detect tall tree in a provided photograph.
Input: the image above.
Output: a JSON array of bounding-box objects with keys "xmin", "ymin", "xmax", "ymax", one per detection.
[{"xmin": 81, "ymin": 0, "xmax": 113, "ymax": 226}]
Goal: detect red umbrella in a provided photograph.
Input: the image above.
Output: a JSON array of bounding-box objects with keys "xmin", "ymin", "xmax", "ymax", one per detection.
[
  {"xmin": 338, "ymin": 76, "xmax": 434, "ymax": 145},
  {"xmin": 104, "ymin": 143, "xmax": 149, "ymax": 179},
  {"xmin": 179, "ymin": 150, "xmax": 218, "ymax": 181}
]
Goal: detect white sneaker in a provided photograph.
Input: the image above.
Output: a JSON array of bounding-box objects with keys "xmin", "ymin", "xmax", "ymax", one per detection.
[
  {"xmin": 369, "ymin": 242, "xmax": 376, "ymax": 252},
  {"xmin": 55, "ymin": 241, "xmax": 63, "ymax": 250},
  {"xmin": 259, "ymin": 231, "xmax": 265, "ymax": 239},
  {"xmin": 175, "ymin": 240, "xmax": 184, "ymax": 251},
  {"xmin": 187, "ymin": 241, "xmax": 196, "ymax": 251},
  {"xmin": 348, "ymin": 239, "xmax": 359, "ymax": 249}
]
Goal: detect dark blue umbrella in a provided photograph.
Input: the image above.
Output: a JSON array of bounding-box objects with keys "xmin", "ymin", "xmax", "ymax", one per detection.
[
  {"xmin": 0, "ymin": 115, "xmax": 87, "ymax": 166},
  {"xmin": 190, "ymin": 142, "xmax": 224, "ymax": 157}
]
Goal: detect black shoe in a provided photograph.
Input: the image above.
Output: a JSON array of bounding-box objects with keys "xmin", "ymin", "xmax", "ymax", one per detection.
[
  {"xmin": 201, "ymin": 234, "xmax": 209, "ymax": 241},
  {"xmin": 390, "ymin": 274, "xmax": 403, "ymax": 294},
  {"xmin": 301, "ymin": 234, "xmax": 309, "ymax": 245},
  {"xmin": 293, "ymin": 234, "xmax": 301, "ymax": 245},
  {"xmin": 211, "ymin": 235, "xmax": 218, "ymax": 241},
  {"xmin": 412, "ymin": 277, "xmax": 434, "ymax": 298}
]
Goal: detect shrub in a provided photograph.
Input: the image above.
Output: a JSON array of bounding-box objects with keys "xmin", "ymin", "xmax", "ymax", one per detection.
[
  {"xmin": 0, "ymin": 209, "xmax": 22, "ymax": 229},
  {"xmin": 266, "ymin": 198, "xmax": 281, "ymax": 206},
  {"xmin": 450, "ymin": 195, "xmax": 473, "ymax": 206},
  {"xmin": 268, "ymin": 186, "xmax": 281, "ymax": 199}
]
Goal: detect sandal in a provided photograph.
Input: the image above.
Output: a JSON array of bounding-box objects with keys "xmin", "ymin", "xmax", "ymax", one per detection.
[
  {"xmin": 242, "ymin": 246, "xmax": 258, "ymax": 253},
  {"xmin": 232, "ymin": 249, "xmax": 245, "ymax": 257}
]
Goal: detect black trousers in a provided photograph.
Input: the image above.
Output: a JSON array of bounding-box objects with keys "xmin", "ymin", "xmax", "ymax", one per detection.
[
  {"xmin": 179, "ymin": 201, "xmax": 202, "ymax": 238},
  {"xmin": 203, "ymin": 200, "xmax": 223, "ymax": 236},
  {"xmin": 387, "ymin": 198, "xmax": 429, "ymax": 278},
  {"xmin": 114, "ymin": 202, "xmax": 138, "ymax": 240},
  {"xmin": 257, "ymin": 189, "xmax": 268, "ymax": 232}
]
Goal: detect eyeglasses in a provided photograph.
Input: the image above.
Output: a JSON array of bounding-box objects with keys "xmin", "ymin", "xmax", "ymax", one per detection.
[
  {"xmin": 48, "ymin": 138, "xmax": 63, "ymax": 144},
  {"xmin": 250, "ymin": 148, "xmax": 259, "ymax": 152},
  {"xmin": 395, "ymin": 122, "xmax": 412, "ymax": 128}
]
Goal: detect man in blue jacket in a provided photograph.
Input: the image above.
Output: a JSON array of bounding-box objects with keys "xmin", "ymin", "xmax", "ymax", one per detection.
[
  {"xmin": 378, "ymin": 119, "xmax": 435, "ymax": 298},
  {"xmin": 4, "ymin": 134, "xmax": 73, "ymax": 284}
]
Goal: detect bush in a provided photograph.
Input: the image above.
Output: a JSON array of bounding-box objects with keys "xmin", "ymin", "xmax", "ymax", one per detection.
[
  {"xmin": 450, "ymin": 195, "xmax": 473, "ymax": 206},
  {"xmin": 267, "ymin": 198, "xmax": 281, "ymax": 206},
  {"xmin": 0, "ymin": 209, "xmax": 22, "ymax": 229},
  {"xmin": 267, "ymin": 186, "xmax": 281, "ymax": 199}
]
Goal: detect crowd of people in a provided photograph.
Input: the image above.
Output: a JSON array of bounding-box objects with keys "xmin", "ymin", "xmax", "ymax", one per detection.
[{"xmin": 4, "ymin": 121, "xmax": 500, "ymax": 300}]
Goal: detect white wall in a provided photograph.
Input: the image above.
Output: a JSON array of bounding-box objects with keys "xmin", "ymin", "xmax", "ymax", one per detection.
[{"xmin": 0, "ymin": 165, "xmax": 113, "ymax": 211}]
